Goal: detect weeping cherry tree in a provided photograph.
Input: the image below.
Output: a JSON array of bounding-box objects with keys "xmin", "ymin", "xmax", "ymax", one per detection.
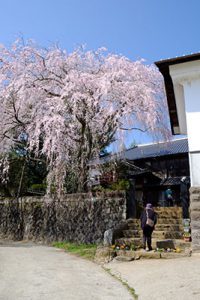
[{"xmin": 0, "ymin": 40, "xmax": 169, "ymax": 194}]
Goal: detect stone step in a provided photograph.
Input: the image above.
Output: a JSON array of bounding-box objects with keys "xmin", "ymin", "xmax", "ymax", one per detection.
[
  {"xmin": 156, "ymin": 218, "xmax": 183, "ymax": 225},
  {"xmin": 114, "ymin": 249, "xmax": 191, "ymax": 260},
  {"xmin": 155, "ymin": 207, "xmax": 182, "ymax": 212},
  {"xmin": 127, "ymin": 225, "xmax": 140, "ymax": 231},
  {"xmin": 156, "ymin": 212, "xmax": 182, "ymax": 218},
  {"xmin": 115, "ymin": 237, "xmax": 143, "ymax": 247},
  {"xmin": 127, "ymin": 219, "xmax": 140, "ymax": 227},
  {"xmin": 128, "ymin": 218, "xmax": 183, "ymax": 229},
  {"xmin": 174, "ymin": 239, "xmax": 192, "ymax": 250},
  {"xmin": 128, "ymin": 216, "xmax": 183, "ymax": 223},
  {"xmin": 123, "ymin": 230, "xmax": 140, "ymax": 238},
  {"xmin": 155, "ymin": 224, "xmax": 183, "ymax": 231},
  {"xmin": 152, "ymin": 231, "xmax": 183, "ymax": 240},
  {"xmin": 114, "ymin": 237, "xmax": 190, "ymax": 252},
  {"xmin": 123, "ymin": 229, "xmax": 184, "ymax": 239},
  {"xmin": 128, "ymin": 223, "xmax": 183, "ymax": 233},
  {"xmin": 128, "ymin": 220, "xmax": 183, "ymax": 231},
  {"xmin": 152, "ymin": 238, "xmax": 190, "ymax": 250},
  {"xmin": 115, "ymin": 249, "xmax": 161, "ymax": 259},
  {"xmin": 155, "ymin": 207, "xmax": 182, "ymax": 213}
]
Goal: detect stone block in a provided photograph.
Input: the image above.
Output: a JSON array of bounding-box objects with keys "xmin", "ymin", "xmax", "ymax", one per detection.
[
  {"xmin": 115, "ymin": 237, "xmax": 142, "ymax": 247},
  {"xmin": 157, "ymin": 218, "xmax": 182, "ymax": 225},
  {"xmin": 153, "ymin": 231, "xmax": 182, "ymax": 239},
  {"xmin": 160, "ymin": 252, "xmax": 190, "ymax": 259},
  {"xmin": 190, "ymin": 187, "xmax": 200, "ymax": 195},
  {"xmin": 190, "ymin": 195, "xmax": 200, "ymax": 202},
  {"xmin": 123, "ymin": 229, "xmax": 140, "ymax": 238},
  {"xmin": 103, "ymin": 229, "xmax": 113, "ymax": 246},
  {"xmin": 192, "ymin": 244, "xmax": 200, "ymax": 253},
  {"xmin": 115, "ymin": 256, "xmax": 134, "ymax": 262},
  {"xmin": 135, "ymin": 250, "xmax": 161, "ymax": 259},
  {"xmin": 190, "ymin": 211, "xmax": 200, "ymax": 221},
  {"xmin": 191, "ymin": 228, "xmax": 200, "ymax": 241},
  {"xmin": 94, "ymin": 246, "xmax": 115, "ymax": 264},
  {"xmin": 190, "ymin": 202, "xmax": 200, "ymax": 211},
  {"xmin": 155, "ymin": 224, "xmax": 183, "ymax": 231},
  {"xmin": 116, "ymin": 250, "xmax": 135, "ymax": 258},
  {"xmin": 191, "ymin": 220, "xmax": 200, "ymax": 230},
  {"xmin": 174, "ymin": 240, "xmax": 191, "ymax": 249},
  {"xmin": 156, "ymin": 239, "xmax": 175, "ymax": 249}
]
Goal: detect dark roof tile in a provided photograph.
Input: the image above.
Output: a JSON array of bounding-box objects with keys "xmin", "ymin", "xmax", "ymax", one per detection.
[
  {"xmin": 160, "ymin": 176, "xmax": 190, "ymax": 186},
  {"xmin": 124, "ymin": 138, "xmax": 188, "ymax": 160},
  {"xmin": 99, "ymin": 138, "xmax": 188, "ymax": 165}
]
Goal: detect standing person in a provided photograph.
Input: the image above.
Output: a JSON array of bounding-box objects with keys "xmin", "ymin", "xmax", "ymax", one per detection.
[
  {"xmin": 165, "ymin": 187, "xmax": 173, "ymax": 206},
  {"xmin": 140, "ymin": 203, "xmax": 157, "ymax": 251}
]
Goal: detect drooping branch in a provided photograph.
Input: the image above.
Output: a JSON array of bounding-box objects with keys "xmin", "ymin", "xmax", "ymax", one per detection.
[{"xmin": 0, "ymin": 39, "xmax": 169, "ymax": 194}]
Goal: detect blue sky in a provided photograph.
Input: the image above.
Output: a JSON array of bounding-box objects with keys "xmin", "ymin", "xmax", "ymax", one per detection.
[
  {"xmin": 1, "ymin": 0, "xmax": 199, "ymax": 63},
  {"xmin": 0, "ymin": 0, "xmax": 196, "ymax": 146}
]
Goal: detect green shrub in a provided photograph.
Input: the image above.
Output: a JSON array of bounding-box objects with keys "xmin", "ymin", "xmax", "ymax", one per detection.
[
  {"xmin": 29, "ymin": 183, "xmax": 47, "ymax": 193},
  {"xmin": 30, "ymin": 183, "xmax": 47, "ymax": 190},
  {"xmin": 110, "ymin": 179, "xmax": 130, "ymax": 191},
  {"xmin": 92, "ymin": 179, "xmax": 130, "ymax": 193}
]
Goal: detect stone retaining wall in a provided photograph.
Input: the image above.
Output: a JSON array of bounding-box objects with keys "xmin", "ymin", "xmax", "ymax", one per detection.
[
  {"xmin": 0, "ymin": 191, "xmax": 126, "ymax": 243},
  {"xmin": 190, "ymin": 187, "xmax": 200, "ymax": 252}
]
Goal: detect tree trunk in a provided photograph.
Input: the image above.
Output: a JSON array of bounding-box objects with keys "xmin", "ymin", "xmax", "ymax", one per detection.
[
  {"xmin": 77, "ymin": 159, "xmax": 88, "ymax": 192},
  {"xmin": 16, "ymin": 159, "xmax": 26, "ymax": 239}
]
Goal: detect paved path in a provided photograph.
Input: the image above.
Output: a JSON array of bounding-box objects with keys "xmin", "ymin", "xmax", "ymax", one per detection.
[
  {"xmin": 108, "ymin": 255, "xmax": 200, "ymax": 300},
  {"xmin": 0, "ymin": 241, "xmax": 132, "ymax": 300}
]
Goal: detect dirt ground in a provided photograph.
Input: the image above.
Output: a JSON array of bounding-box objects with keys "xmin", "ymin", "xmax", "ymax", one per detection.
[
  {"xmin": 1, "ymin": 239, "xmax": 200, "ymax": 300},
  {"xmin": 107, "ymin": 254, "xmax": 200, "ymax": 300},
  {"xmin": 0, "ymin": 240, "xmax": 132, "ymax": 300}
]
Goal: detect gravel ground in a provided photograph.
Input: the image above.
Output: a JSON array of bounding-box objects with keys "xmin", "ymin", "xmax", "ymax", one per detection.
[
  {"xmin": 107, "ymin": 255, "xmax": 200, "ymax": 300},
  {"xmin": 0, "ymin": 240, "xmax": 133, "ymax": 300}
]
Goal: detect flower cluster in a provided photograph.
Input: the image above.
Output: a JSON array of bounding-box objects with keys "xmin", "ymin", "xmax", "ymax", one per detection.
[{"xmin": 111, "ymin": 244, "xmax": 137, "ymax": 251}]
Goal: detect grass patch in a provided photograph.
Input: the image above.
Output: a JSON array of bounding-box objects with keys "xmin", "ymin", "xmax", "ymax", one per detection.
[
  {"xmin": 52, "ymin": 241, "xmax": 97, "ymax": 261},
  {"xmin": 103, "ymin": 267, "xmax": 138, "ymax": 300}
]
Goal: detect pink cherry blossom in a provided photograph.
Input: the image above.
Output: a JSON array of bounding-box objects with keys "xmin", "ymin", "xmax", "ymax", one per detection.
[{"xmin": 0, "ymin": 40, "xmax": 169, "ymax": 194}]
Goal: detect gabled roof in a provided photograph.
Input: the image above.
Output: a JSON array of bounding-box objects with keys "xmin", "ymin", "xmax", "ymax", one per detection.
[
  {"xmin": 124, "ymin": 138, "xmax": 188, "ymax": 161},
  {"xmin": 100, "ymin": 138, "xmax": 188, "ymax": 164}
]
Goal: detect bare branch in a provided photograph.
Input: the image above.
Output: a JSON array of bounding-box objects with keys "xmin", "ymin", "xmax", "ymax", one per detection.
[{"xmin": 120, "ymin": 127, "xmax": 150, "ymax": 132}]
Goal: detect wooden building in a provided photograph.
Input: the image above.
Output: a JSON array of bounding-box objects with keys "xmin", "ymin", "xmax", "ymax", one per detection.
[{"xmin": 98, "ymin": 138, "xmax": 190, "ymax": 218}]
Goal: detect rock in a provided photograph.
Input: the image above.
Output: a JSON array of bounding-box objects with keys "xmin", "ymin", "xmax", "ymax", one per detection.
[
  {"xmin": 112, "ymin": 221, "xmax": 129, "ymax": 242},
  {"xmin": 161, "ymin": 252, "xmax": 190, "ymax": 259},
  {"xmin": 103, "ymin": 229, "xmax": 113, "ymax": 246},
  {"xmin": 174, "ymin": 239, "xmax": 191, "ymax": 250},
  {"xmin": 191, "ymin": 243, "xmax": 200, "ymax": 253},
  {"xmin": 115, "ymin": 256, "xmax": 134, "ymax": 262},
  {"xmin": 94, "ymin": 246, "xmax": 115, "ymax": 264},
  {"xmin": 184, "ymin": 248, "xmax": 192, "ymax": 256},
  {"xmin": 156, "ymin": 239, "xmax": 175, "ymax": 250},
  {"xmin": 135, "ymin": 250, "xmax": 161, "ymax": 259},
  {"xmin": 116, "ymin": 250, "xmax": 135, "ymax": 259}
]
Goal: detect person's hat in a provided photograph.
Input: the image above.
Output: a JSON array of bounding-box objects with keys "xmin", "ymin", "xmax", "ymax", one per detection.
[{"xmin": 146, "ymin": 203, "xmax": 153, "ymax": 209}]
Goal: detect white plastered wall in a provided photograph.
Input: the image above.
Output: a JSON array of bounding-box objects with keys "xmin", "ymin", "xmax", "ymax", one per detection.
[{"xmin": 169, "ymin": 61, "xmax": 200, "ymax": 186}]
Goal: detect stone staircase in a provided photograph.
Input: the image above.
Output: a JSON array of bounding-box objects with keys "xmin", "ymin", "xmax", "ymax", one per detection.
[{"xmin": 115, "ymin": 207, "xmax": 186, "ymax": 249}]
